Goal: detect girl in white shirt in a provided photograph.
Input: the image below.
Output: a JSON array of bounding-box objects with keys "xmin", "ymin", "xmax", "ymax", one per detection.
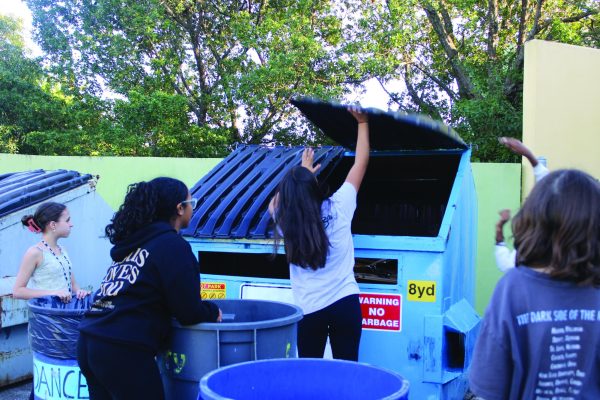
[{"xmin": 270, "ymin": 107, "xmax": 369, "ymax": 361}]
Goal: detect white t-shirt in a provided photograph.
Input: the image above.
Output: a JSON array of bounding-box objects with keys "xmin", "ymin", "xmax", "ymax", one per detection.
[{"xmin": 289, "ymin": 182, "xmax": 360, "ymax": 315}]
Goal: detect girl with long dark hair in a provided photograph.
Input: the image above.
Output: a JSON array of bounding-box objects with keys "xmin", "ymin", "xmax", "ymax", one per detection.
[
  {"xmin": 269, "ymin": 107, "xmax": 369, "ymax": 361},
  {"xmin": 77, "ymin": 177, "xmax": 221, "ymax": 400},
  {"xmin": 470, "ymin": 169, "xmax": 600, "ymax": 399}
]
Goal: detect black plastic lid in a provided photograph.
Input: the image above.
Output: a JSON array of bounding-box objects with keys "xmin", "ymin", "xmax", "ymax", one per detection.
[{"xmin": 291, "ymin": 97, "xmax": 467, "ymax": 151}]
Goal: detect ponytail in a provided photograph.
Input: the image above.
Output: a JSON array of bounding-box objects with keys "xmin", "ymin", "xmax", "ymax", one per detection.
[{"xmin": 21, "ymin": 202, "xmax": 66, "ymax": 234}]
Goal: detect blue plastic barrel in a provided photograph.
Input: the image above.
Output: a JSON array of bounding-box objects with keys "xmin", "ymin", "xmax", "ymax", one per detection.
[
  {"xmin": 159, "ymin": 299, "xmax": 303, "ymax": 400},
  {"xmin": 199, "ymin": 358, "xmax": 410, "ymax": 400},
  {"xmin": 28, "ymin": 296, "xmax": 91, "ymax": 400}
]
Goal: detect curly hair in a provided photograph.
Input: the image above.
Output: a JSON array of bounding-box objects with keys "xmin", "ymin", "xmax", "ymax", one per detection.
[
  {"xmin": 513, "ymin": 169, "xmax": 600, "ymax": 286},
  {"xmin": 273, "ymin": 166, "xmax": 330, "ymax": 270},
  {"xmin": 105, "ymin": 177, "xmax": 188, "ymax": 244},
  {"xmin": 21, "ymin": 202, "xmax": 66, "ymax": 233}
]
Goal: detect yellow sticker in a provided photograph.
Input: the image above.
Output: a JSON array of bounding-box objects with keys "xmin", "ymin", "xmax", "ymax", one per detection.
[
  {"xmin": 407, "ymin": 280, "xmax": 436, "ymax": 302},
  {"xmin": 201, "ymin": 282, "xmax": 226, "ymax": 299}
]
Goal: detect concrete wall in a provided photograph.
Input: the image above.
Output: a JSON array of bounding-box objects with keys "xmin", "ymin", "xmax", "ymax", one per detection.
[
  {"xmin": 0, "ymin": 154, "xmax": 519, "ymax": 314},
  {"xmin": 522, "ymin": 40, "xmax": 600, "ymax": 195}
]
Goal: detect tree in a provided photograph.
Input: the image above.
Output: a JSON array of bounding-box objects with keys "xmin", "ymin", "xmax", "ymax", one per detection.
[
  {"xmin": 1, "ymin": 13, "xmax": 227, "ymax": 157},
  {"xmin": 22, "ymin": 0, "xmax": 600, "ymax": 160},
  {"xmin": 26, "ymin": 0, "xmax": 355, "ymax": 147},
  {"xmin": 347, "ymin": 0, "xmax": 599, "ymax": 161},
  {"xmin": 112, "ymin": 90, "xmax": 230, "ymax": 157},
  {"xmin": 0, "ymin": 15, "xmax": 78, "ymax": 153}
]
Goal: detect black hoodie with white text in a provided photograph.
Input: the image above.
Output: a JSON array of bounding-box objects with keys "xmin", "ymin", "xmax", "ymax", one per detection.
[{"xmin": 79, "ymin": 222, "xmax": 218, "ymax": 352}]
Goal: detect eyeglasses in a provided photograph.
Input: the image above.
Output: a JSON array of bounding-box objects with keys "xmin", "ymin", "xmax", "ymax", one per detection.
[{"xmin": 180, "ymin": 198, "xmax": 198, "ymax": 209}]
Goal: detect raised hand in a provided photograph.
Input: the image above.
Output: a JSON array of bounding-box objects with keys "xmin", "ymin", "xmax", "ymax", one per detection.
[
  {"xmin": 348, "ymin": 106, "xmax": 368, "ymax": 124},
  {"xmin": 301, "ymin": 147, "xmax": 321, "ymax": 174}
]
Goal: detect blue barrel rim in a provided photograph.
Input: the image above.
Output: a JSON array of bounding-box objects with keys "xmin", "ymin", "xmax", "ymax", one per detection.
[
  {"xmin": 172, "ymin": 299, "xmax": 303, "ymax": 331},
  {"xmin": 199, "ymin": 358, "xmax": 410, "ymax": 400},
  {"xmin": 27, "ymin": 296, "xmax": 91, "ymax": 316}
]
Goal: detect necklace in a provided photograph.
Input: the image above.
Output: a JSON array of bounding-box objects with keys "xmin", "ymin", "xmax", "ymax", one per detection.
[{"xmin": 41, "ymin": 240, "xmax": 72, "ymax": 293}]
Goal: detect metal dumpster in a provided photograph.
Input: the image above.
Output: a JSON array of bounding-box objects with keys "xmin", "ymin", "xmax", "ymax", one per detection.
[{"xmin": 181, "ymin": 98, "xmax": 480, "ymax": 399}]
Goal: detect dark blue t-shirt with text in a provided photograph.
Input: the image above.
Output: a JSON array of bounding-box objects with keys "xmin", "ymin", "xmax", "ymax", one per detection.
[{"xmin": 470, "ymin": 267, "xmax": 600, "ymax": 400}]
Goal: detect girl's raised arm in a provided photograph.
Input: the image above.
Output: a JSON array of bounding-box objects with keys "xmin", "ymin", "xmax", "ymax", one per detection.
[{"xmin": 345, "ymin": 107, "xmax": 370, "ymax": 192}]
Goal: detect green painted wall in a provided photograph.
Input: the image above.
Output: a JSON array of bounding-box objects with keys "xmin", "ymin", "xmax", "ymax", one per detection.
[
  {"xmin": 0, "ymin": 154, "xmax": 520, "ymax": 313},
  {"xmin": 472, "ymin": 163, "xmax": 521, "ymax": 314}
]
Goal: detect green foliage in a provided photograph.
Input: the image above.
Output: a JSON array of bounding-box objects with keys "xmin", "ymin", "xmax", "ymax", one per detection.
[
  {"xmin": 0, "ymin": 15, "xmax": 78, "ymax": 152},
  {"xmin": 350, "ymin": 0, "xmax": 599, "ymax": 161},
  {"xmin": 113, "ymin": 90, "xmax": 229, "ymax": 157},
  {"xmin": 26, "ymin": 0, "xmax": 354, "ymax": 149},
  {"xmin": 5, "ymin": 1, "xmax": 599, "ymax": 160}
]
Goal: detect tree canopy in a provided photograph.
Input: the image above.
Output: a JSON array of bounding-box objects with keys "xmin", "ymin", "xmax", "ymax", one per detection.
[
  {"xmin": 3, "ymin": 0, "xmax": 598, "ymax": 160},
  {"xmin": 348, "ymin": 0, "xmax": 599, "ymax": 161},
  {"xmin": 26, "ymin": 0, "xmax": 356, "ymax": 148}
]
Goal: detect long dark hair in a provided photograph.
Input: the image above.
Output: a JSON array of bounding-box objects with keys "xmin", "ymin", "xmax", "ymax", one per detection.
[
  {"xmin": 513, "ymin": 169, "xmax": 600, "ymax": 286},
  {"xmin": 21, "ymin": 202, "xmax": 66, "ymax": 233},
  {"xmin": 274, "ymin": 166, "xmax": 330, "ymax": 270},
  {"xmin": 105, "ymin": 177, "xmax": 188, "ymax": 244}
]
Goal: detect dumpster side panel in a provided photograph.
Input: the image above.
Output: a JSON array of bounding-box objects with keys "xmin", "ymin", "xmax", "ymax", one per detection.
[
  {"xmin": 443, "ymin": 150, "xmax": 478, "ymax": 307},
  {"xmin": 357, "ymin": 249, "xmax": 445, "ymax": 399},
  {"xmin": 0, "ymin": 323, "xmax": 32, "ymax": 387},
  {"xmin": 0, "ymin": 279, "xmax": 33, "ymax": 386}
]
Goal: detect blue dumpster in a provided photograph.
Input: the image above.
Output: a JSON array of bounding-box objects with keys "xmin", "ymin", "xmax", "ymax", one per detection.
[
  {"xmin": 159, "ymin": 299, "xmax": 303, "ymax": 400},
  {"xmin": 199, "ymin": 358, "xmax": 409, "ymax": 400},
  {"xmin": 28, "ymin": 296, "xmax": 91, "ymax": 400},
  {"xmin": 182, "ymin": 98, "xmax": 480, "ymax": 399}
]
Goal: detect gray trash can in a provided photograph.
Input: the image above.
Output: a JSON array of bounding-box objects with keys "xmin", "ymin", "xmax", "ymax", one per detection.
[
  {"xmin": 28, "ymin": 296, "xmax": 91, "ymax": 400},
  {"xmin": 159, "ymin": 299, "xmax": 303, "ymax": 400},
  {"xmin": 199, "ymin": 358, "xmax": 410, "ymax": 400}
]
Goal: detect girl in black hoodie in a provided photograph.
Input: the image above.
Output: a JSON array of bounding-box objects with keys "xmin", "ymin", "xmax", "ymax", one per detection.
[{"xmin": 77, "ymin": 177, "xmax": 221, "ymax": 400}]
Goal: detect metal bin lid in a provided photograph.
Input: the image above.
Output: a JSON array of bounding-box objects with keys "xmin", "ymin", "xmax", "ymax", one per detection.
[{"xmin": 0, "ymin": 169, "xmax": 93, "ymax": 218}]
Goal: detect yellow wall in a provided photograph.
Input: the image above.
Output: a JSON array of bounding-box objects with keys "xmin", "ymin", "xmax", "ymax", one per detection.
[{"xmin": 522, "ymin": 40, "xmax": 600, "ymax": 195}]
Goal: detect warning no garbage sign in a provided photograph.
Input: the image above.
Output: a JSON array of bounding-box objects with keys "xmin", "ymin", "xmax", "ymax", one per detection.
[{"xmin": 359, "ymin": 293, "xmax": 402, "ymax": 332}]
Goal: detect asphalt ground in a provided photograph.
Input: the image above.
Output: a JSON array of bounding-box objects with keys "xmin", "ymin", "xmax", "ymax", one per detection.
[{"xmin": 0, "ymin": 380, "xmax": 32, "ymax": 400}]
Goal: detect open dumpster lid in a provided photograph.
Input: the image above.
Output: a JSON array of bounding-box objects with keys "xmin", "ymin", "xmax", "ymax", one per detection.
[
  {"xmin": 291, "ymin": 97, "xmax": 468, "ymax": 151},
  {"xmin": 0, "ymin": 169, "xmax": 93, "ymax": 218}
]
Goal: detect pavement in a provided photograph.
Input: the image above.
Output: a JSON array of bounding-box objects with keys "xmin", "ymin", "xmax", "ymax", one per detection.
[{"xmin": 0, "ymin": 380, "xmax": 32, "ymax": 400}]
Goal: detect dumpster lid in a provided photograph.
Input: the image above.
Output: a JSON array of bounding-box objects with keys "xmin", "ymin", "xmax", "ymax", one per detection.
[
  {"xmin": 0, "ymin": 169, "xmax": 93, "ymax": 218},
  {"xmin": 291, "ymin": 97, "xmax": 468, "ymax": 151},
  {"xmin": 182, "ymin": 145, "xmax": 345, "ymax": 239}
]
